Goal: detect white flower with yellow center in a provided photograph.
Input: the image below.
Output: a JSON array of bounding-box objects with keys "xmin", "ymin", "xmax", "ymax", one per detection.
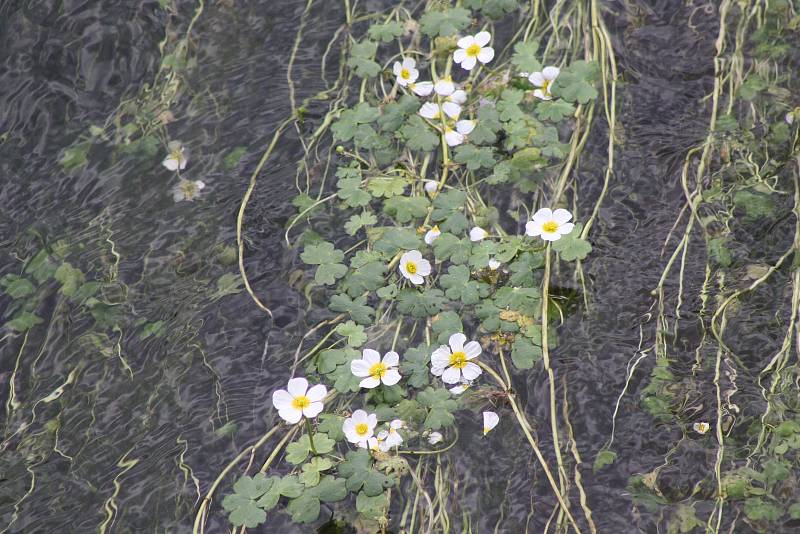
[
  {"xmin": 428, "ymin": 431, "xmax": 444, "ymax": 445},
  {"xmin": 529, "ymin": 66, "xmax": 560, "ymax": 101},
  {"xmin": 444, "ymin": 120, "xmax": 475, "ymax": 147},
  {"xmin": 434, "ymin": 77, "xmax": 455, "ymax": 96},
  {"xmin": 162, "ymin": 141, "xmax": 188, "ymax": 171},
  {"xmin": 343, "ymin": 409, "xmax": 378, "ymax": 448},
  {"xmin": 454, "ymin": 31, "xmax": 494, "ymax": 71},
  {"xmin": 393, "ymin": 57, "xmax": 419, "ymax": 87},
  {"xmin": 483, "ymin": 411, "xmax": 499, "ymax": 435},
  {"xmin": 398, "ymin": 250, "xmax": 431, "ymax": 285},
  {"xmin": 431, "ymin": 332, "xmax": 482, "ymax": 384},
  {"xmin": 693, "ymin": 422, "xmax": 710, "ymax": 435},
  {"xmin": 469, "ymin": 226, "xmax": 488, "ymax": 241},
  {"xmin": 377, "ymin": 419, "xmax": 404, "ymax": 451},
  {"xmin": 271, "ymin": 377, "xmax": 327, "ymax": 424},
  {"xmin": 525, "ymin": 208, "xmax": 574, "ymax": 241},
  {"xmin": 409, "ymin": 81, "xmax": 434, "ymax": 96},
  {"xmin": 350, "ymin": 349, "xmax": 402, "ymax": 389},
  {"xmin": 424, "ymin": 180, "xmax": 439, "ymax": 194},
  {"xmin": 172, "ymin": 179, "xmax": 206, "ymax": 202},
  {"xmin": 424, "ymin": 225, "xmax": 441, "ymax": 245}
]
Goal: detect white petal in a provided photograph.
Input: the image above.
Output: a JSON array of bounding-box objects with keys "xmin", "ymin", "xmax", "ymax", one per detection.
[
  {"xmin": 445, "ymin": 130, "xmax": 464, "ymax": 147},
  {"xmin": 532, "ymin": 208, "xmax": 553, "ymax": 223},
  {"xmin": 462, "ymin": 362, "xmax": 482, "ymax": 380},
  {"xmin": 409, "ymin": 273, "xmax": 424, "ymax": 285},
  {"xmin": 416, "ymin": 259, "xmax": 432, "ymax": 276},
  {"xmin": 558, "ymin": 222, "xmax": 575, "ymax": 236},
  {"xmin": 463, "ymin": 341, "xmax": 482, "ymax": 359},
  {"xmin": 483, "ymin": 411, "xmax": 499, "ymax": 434},
  {"xmin": 430, "ymin": 365, "xmax": 445, "ymax": 376},
  {"xmin": 488, "ymin": 259, "xmax": 501, "ymax": 270},
  {"xmin": 272, "ymin": 389, "xmax": 293, "ymax": 410},
  {"xmin": 402, "ymin": 57, "xmax": 416, "ymax": 70},
  {"xmin": 286, "ymin": 377, "xmax": 308, "ymax": 397},
  {"xmin": 279, "ymin": 407, "xmax": 303, "ymax": 424},
  {"xmin": 351, "ymin": 409, "xmax": 368, "ymax": 423},
  {"xmin": 441, "ymin": 366, "xmax": 462, "ymax": 384},
  {"xmin": 456, "ymin": 35, "xmax": 474, "ymax": 49},
  {"xmin": 406, "ymin": 68, "xmax": 419, "ymax": 83},
  {"xmin": 533, "ymin": 89, "xmax": 552, "ymax": 101},
  {"xmin": 456, "ymin": 120, "xmax": 475, "ymax": 135},
  {"xmin": 449, "ymin": 333, "xmax": 467, "ymax": 352},
  {"xmin": 163, "ymin": 158, "xmax": 179, "ymax": 171},
  {"xmin": 362, "ymin": 348, "xmax": 381, "ymax": 365},
  {"xmin": 542, "ymin": 66, "xmax": 560, "ymax": 81},
  {"xmin": 477, "ymin": 47, "xmax": 494, "ymax": 64},
  {"xmin": 442, "ymin": 101, "xmax": 461, "ymax": 119},
  {"xmin": 434, "ymin": 78, "xmax": 455, "ymax": 96},
  {"xmin": 474, "ymin": 31, "xmax": 491, "ymax": 46},
  {"xmin": 449, "ymin": 90, "xmax": 467, "ymax": 104},
  {"xmin": 469, "ymin": 227, "xmax": 487, "ymax": 241},
  {"xmin": 552, "ymin": 208, "xmax": 573, "ymax": 224},
  {"xmin": 359, "ymin": 376, "xmax": 381, "ymax": 389},
  {"xmin": 419, "ymin": 102, "xmax": 439, "ymax": 119},
  {"xmin": 306, "ymin": 384, "xmax": 327, "ymax": 402},
  {"xmin": 390, "ymin": 419, "xmax": 404, "ymax": 429},
  {"xmin": 411, "ymin": 81, "xmax": 434, "ymax": 96},
  {"xmin": 351, "ymin": 359, "xmax": 371, "ymax": 377},
  {"xmin": 367, "ymin": 413, "xmax": 378, "ymax": 428},
  {"xmin": 428, "ymin": 432, "xmax": 443, "ymax": 444},
  {"xmin": 382, "ymin": 369, "xmax": 402, "ymax": 386},
  {"xmin": 393, "ymin": 62, "xmax": 402, "ymax": 76},
  {"xmin": 194, "ymin": 180, "xmax": 206, "ymax": 190},
  {"xmin": 460, "ymin": 56, "xmax": 477, "ymax": 71},
  {"xmin": 178, "ymin": 157, "xmax": 187, "ymax": 170},
  {"xmin": 424, "ymin": 180, "xmax": 438, "ymax": 193},
  {"xmin": 406, "ymin": 249, "xmax": 422, "ymax": 262},
  {"xmin": 529, "ymin": 72, "xmax": 545, "ymax": 87},
  {"xmin": 525, "ymin": 221, "xmax": 542, "ymax": 237},
  {"xmin": 431, "ymin": 347, "xmax": 451, "ymax": 368},
  {"xmin": 786, "ymin": 112, "xmax": 795, "ymax": 125},
  {"xmin": 383, "ymin": 351, "xmax": 399, "ymax": 367},
  {"xmin": 449, "ymin": 384, "xmax": 468, "ymax": 394},
  {"xmin": 424, "ymin": 229, "xmax": 441, "ymax": 244},
  {"xmin": 541, "ymin": 231, "xmax": 562, "ymax": 241},
  {"xmin": 303, "ymin": 401, "xmax": 324, "ymax": 419}
]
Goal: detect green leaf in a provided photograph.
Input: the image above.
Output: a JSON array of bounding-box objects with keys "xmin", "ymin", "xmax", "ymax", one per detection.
[
  {"xmin": 470, "ymin": 105, "xmax": 502, "ymax": 145},
  {"xmin": 417, "ymin": 387, "xmax": 457, "ymax": 430},
  {"xmin": 223, "ymin": 146, "xmax": 248, "ymax": 169},
  {"xmin": 397, "ymin": 288, "xmax": 446, "ymax": 318},
  {"xmin": 379, "ymin": 95, "xmax": 419, "ymax": 132},
  {"xmin": 301, "ymin": 241, "xmax": 345, "ymax": 265},
  {"xmin": 743, "ymin": 497, "xmax": 783, "ymax": 521},
  {"xmin": 550, "ymin": 222, "xmax": 592, "ymax": 261},
  {"xmin": 351, "ymin": 250, "xmax": 383, "ymax": 269},
  {"xmin": 356, "ymin": 490, "xmax": 389, "ymax": 518},
  {"xmin": 371, "ymin": 227, "xmax": 422, "ymax": 257},
  {"xmin": 511, "ymin": 336, "xmax": 541, "ymax": 369},
  {"xmin": 508, "ymin": 251, "xmax": 544, "ymax": 285},
  {"xmin": 315, "ymin": 347, "xmax": 358, "ymax": 374},
  {"xmin": 25, "ymin": 250, "xmax": 58, "ymax": 283},
  {"xmin": 376, "ymin": 283, "xmax": 397, "ymax": 299},
  {"xmin": 469, "ymin": 241, "xmax": 498, "ymax": 269},
  {"xmin": 59, "ymin": 142, "xmax": 90, "ymax": 172},
  {"xmin": 299, "ymin": 457, "xmax": 335, "ymax": 487},
  {"xmin": 6, "ymin": 312, "xmax": 44, "ymax": 332},
  {"xmin": 0, "ymin": 274, "xmax": 35, "ymax": 299},
  {"xmin": 211, "ymin": 272, "xmax": 244, "ymax": 300},
  {"xmin": 708, "ymin": 237, "xmax": 732, "ymax": 267},
  {"xmin": 401, "ymin": 115, "xmax": 439, "ymax": 151},
  {"xmin": 464, "ymin": 0, "xmax": 520, "ymax": 19},
  {"xmin": 383, "ymin": 195, "xmax": 429, "ymax": 223},
  {"xmin": 315, "ymin": 263, "xmax": 347, "ymax": 285},
  {"xmin": 494, "ymin": 286, "xmax": 540, "ymax": 316},
  {"xmin": 222, "ymin": 474, "xmax": 275, "ymax": 528},
  {"xmin": 347, "ymin": 40, "xmax": 380, "ymax": 78},
  {"xmin": 345, "ymin": 212, "xmax": 378, "ymax": 236},
  {"xmin": 497, "ymin": 89, "xmax": 525, "ymax": 121},
  {"xmin": 432, "ymin": 233, "xmax": 471, "ymax": 264},
  {"xmin": 550, "ymin": 60, "xmax": 599, "ymax": 104},
  {"xmin": 511, "ymin": 41, "xmax": 541, "ymax": 73},
  {"xmin": 341, "ymin": 261, "xmax": 386, "ymax": 297},
  {"xmin": 419, "ymin": 7, "xmax": 471, "ymax": 37},
  {"xmin": 368, "ymin": 20, "xmax": 404, "ymax": 42},
  {"xmin": 339, "ymin": 449, "xmax": 395, "ymax": 496},
  {"xmin": 453, "ymin": 145, "xmax": 495, "ymax": 171},
  {"xmin": 335, "ymin": 321, "xmax": 368, "ymax": 347},
  {"xmin": 333, "ymin": 104, "xmax": 380, "ymax": 142},
  {"xmin": 535, "ymin": 99, "xmax": 575, "ymax": 122},
  {"xmin": 439, "ymin": 265, "xmax": 489, "ymax": 305},
  {"xmin": 400, "ymin": 344, "xmax": 432, "ymax": 388},
  {"xmin": 733, "ymin": 190, "xmax": 775, "ymax": 222},
  {"xmin": 431, "ymin": 189, "xmax": 466, "ymax": 222},
  {"xmin": 317, "ymin": 414, "xmax": 346, "ymax": 441},
  {"xmin": 430, "ymin": 311, "xmax": 463, "ymax": 345},
  {"xmin": 285, "ymin": 433, "xmax": 336, "ymax": 465}
]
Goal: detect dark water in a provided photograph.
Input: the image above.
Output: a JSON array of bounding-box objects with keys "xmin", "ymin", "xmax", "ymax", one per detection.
[{"xmin": 0, "ymin": 0, "xmax": 793, "ymax": 532}]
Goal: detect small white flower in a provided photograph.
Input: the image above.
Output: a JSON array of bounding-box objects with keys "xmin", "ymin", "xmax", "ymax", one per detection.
[
  {"xmin": 431, "ymin": 332, "xmax": 482, "ymax": 384},
  {"xmin": 434, "ymin": 77, "xmax": 455, "ymax": 96},
  {"xmin": 271, "ymin": 377, "xmax": 327, "ymax": 424},
  {"xmin": 488, "ymin": 259, "xmax": 501, "ymax": 270},
  {"xmin": 449, "ymin": 382, "xmax": 471, "ymax": 395},
  {"xmin": 350, "ymin": 349, "xmax": 402, "ymax": 389},
  {"xmin": 525, "ymin": 208, "xmax": 574, "ymax": 241},
  {"xmin": 529, "ymin": 66, "xmax": 560, "ymax": 101},
  {"xmin": 693, "ymin": 422, "xmax": 710, "ymax": 435},
  {"xmin": 393, "ymin": 58, "xmax": 419, "ymax": 87},
  {"xmin": 453, "ymin": 31, "xmax": 495, "ymax": 71},
  {"xmin": 162, "ymin": 141, "xmax": 188, "ymax": 171},
  {"xmin": 409, "ymin": 81, "xmax": 434, "ymax": 96},
  {"xmin": 424, "ymin": 180, "xmax": 439, "ymax": 194},
  {"xmin": 398, "ymin": 250, "xmax": 432, "ymax": 285},
  {"xmin": 469, "ymin": 226, "xmax": 488, "ymax": 241},
  {"xmin": 419, "ymin": 102, "xmax": 442, "ymax": 120},
  {"xmin": 378, "ymin": 419, "xmax": 404, "ymax": 451},
  {"xmin": 343, "ymin": 409, "xmax": 378, "ymax": 448},
  {"xmin": 483, "ymin": 411, "xmax": 499, "ymax": 435},
  {"xmin": 366, "ymin": 436, "xmax": 383, "ymax": 451},
  {"xmin": 787, "ymin": 111, "xmax": 795, "ymax": 125},
  {"xmin": 172, "ymin": 179, "xmax": 206, "ymax": 202},
  {"xmin": 444, "ymin": 119, "xmax": 475, "ymax": 147},
  {"xmin": 424, "ymin": 225, "xmax": 441, "ymax": 245},
  {"xmin": 428, "ymin": 431, "xmax": 444, "ymax": 445}
]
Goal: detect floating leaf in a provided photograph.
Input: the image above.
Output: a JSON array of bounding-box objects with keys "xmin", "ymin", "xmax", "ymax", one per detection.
[
  {"xmin": 347, "ymin": 40, "xmax": 380, "ymax": 78},
  {"xmin": 0, "ymin": 274, "xmax": 35, "ymax": 299},
  {"xmin": 345, "ymin": 212, "xmax": 378, "ymax": 236},
  {"xmin": 335, "ymin": 321, "xmax": 368, "ymax": 347},
  {"xmin": 510, "ymin": 41, "xmax": 542, "ymax": 73},
  {"xmin": 6, "ymin": 312, "xmax": 43, "ymax": 332},
  {"xmin": 368, "ymin": 20, "xmax": 404, "ymax": 42},
  {"xmin": 401, "ymin": 115, "xmax": 440, "ymax": 152},
  {"xmin": 419, "ymin": 7, "xmax": 471, "ymax": 37},
  {"xmin": 400, "ymin": 344, "xmax": 432, "ymax": 388},
  {"xmin": 417, "ymin": 387, "xmax": 457, "ymax": 430},
  {"xmin": 551, "ymin": 222, "xmax": 592, "ymax": 261},
  {"xmin": 339, "ymin": 449, "xmax": 395, "ymax": 496}
]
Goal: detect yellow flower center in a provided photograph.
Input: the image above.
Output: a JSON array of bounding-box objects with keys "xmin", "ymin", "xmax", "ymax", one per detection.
[
  {"xmin": 406, "ymin": 261, "xmax": 417, "ymax": 274},
  {"xmin": 401, "ymin": 68, "xmax": 410, "ymax": 79},
  {"xmin": 291, "ymin": 395, "xmax": 310, "ymax": 410},
  {"xmin": 170, "ymin": 148, "xmax": 183, "ymax": 161},
  {"xmin": 542, "ymin": 221, "xmax": 559, "ymax": 233},
  {"xmin": 541, "ymin": 79, "xmax": 551, "ymax": 94},
  {"xmin": 449, "ymin": 351, "xmax": 467, "ymax": 369},
  {"xmin": 369, "ymin": 362, "xmax": 388, "ymax": 379},
  {"xmin": 466, "ymin": 43, "xmax": 482, "ymax": 57},
  {"xmin": 355, "ymin": 423, "xmax": 369, "ymax": 436},
  {"xmin": 180, "ymin": 181, "xmax": 197, "ymax": 196}
]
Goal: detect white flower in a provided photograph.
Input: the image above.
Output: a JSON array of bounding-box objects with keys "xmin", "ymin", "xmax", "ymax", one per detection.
[
  {"xmin": 693, "ymin": 422, "xmax": 710, "ymax": 435},
  {"xmin": 398, "ymin": 250, "xmax": 431, "ymax": 285},
  {"xmin": 529, "ymin": 66, "xmax": 560, "ymax": 100},
  {"xmin": 393, "ymin": 58, "xmax": 419, "ymax": 87},
  {"xmin": 447, "ymin": 89, "xmax": 467, "ymax": 105},
  {"xmin": 162, "ymin": 141, "xmax": 188, "ymax": 171},
  {"xmin": 377, "ymin": 419, "xmax": 404, "ymax": 451},
  {"xmin": 434, "ymin": 77, "xmax": 455, "ymax": 96},
  {"xmin": 787, "ymin": 111, "xmax": 795, "ymax": 125},
  {"xmin": 366, "ymin": 436, "xmax": 383, "ymax": 451},
  {"xmin": 428, "ymin": 431, "xmax": 444, "ymax": 445},
  {"xmin": 449, "ymin": 382, "xmax": 471, "ymax": 395},
  {"xmin": 172, "ymin": 179, "xmax": 205, "ymax": 202},
  {"xmin": 424, "ymin": 180, "xmax": 439, "ymax": 194},
  {"xmin": 488, "ymin": 259, "xmax": 501, "ymax": 270},
  {"xmin": 424, "ymin": 225, "xmax": 441, "ymax": 244},
  {"xmin": 409, "ymin": 81, "xmax": 434, "ymax": 96},
  {"xmin": 271, "ymin": 377, "xmax": 327, "ymax": 424},
  {"xmin": 469, "ymin": 226, "xmax": 488, "ymax": 241},
  {"xmin": 525, "ymin": 208, "xmax": 575, "ymax": 241},
  {"xmin": 343, "ymin": 409, "xmax": 378, "ymax": 448},
  {"xmin": 483, "ymin": 411, "xmax": 499, "ymax": 435},
  {"xmin": 419, "ymin": 102, "xmax": 442, "ymax": 120},
  {"xmin": 444, "ymin": 119, "xmax": 475, "ymax": 147},
  {"xmin": 442, "ymin": 101, "xmax": 461, "ymax": 120},
  {"xmin": 350, "ymin": 349, "xmax": 402, "ymax": 389},
  {"xmin": 453, "ymin": 31, "xmax": 495, "ymax": 71},
  {"xmin": 431, "ymin": 332, "xmax": 482, "ymax": 384}
]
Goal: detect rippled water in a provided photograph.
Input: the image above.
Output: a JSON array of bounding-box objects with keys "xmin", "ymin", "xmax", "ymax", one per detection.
[{"xmin": 1, "ymin": 0, "xmax": 794, "ymax": 532}]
